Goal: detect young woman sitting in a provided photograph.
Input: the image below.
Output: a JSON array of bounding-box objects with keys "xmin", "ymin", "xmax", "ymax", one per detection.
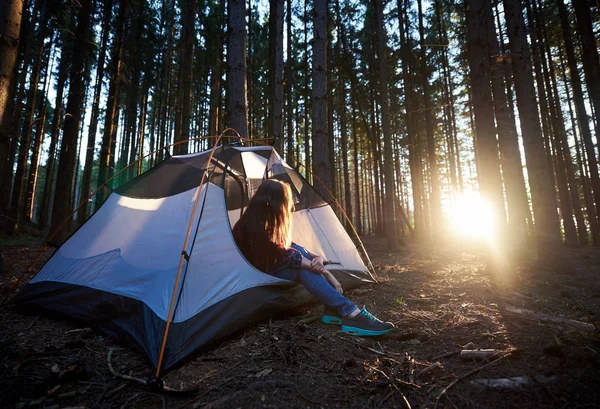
[{"xmin": 233, "ymin": 179, "xmax": 393, "ymax": 336}]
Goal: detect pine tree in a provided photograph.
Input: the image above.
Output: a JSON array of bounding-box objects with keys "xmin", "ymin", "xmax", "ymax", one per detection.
[{"xmin": 49, "ymin": 0, "xmax": 93, "ymax": 240}]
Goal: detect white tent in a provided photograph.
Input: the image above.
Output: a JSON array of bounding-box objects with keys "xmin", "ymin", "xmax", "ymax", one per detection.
[{"xmin": 16, "ymin": 145, "xmax": 374, "ymax": 371}]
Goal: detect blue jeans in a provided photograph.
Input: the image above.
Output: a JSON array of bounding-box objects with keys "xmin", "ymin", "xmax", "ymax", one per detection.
[{"xmin": 272, "ymin": 243, "xmax": 357, "ymax": 317}]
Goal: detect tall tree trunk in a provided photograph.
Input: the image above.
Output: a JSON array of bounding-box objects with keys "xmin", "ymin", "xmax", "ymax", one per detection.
[
  {"xmin": 503, "ymin": 0, "xmax": 562, "ymax": 257},
  {"xmin": 285, "ymin": 0, "xmax": 293, "ymax": 161},
  {"xmin": 434, "ymin": 0, "xmax": 459, "ymax": 198},
  {"xmin": 25, "ymin": 42, "xmax": 53, "ymax": 223},
  {"xmin": 174, "ymin": 0, "xmax": 195, "ymax": 154},
  {"xmin": 0, "ymin": 0, "xmax": 39, "ymax": 223},
  {"xmin": 534, "ymin": 0, "xmax": 583, "ymax": 245},
  {"xmin": 352, "ymin": 98, "xmax": 362, "ymax": 234},
  {"xmin": 572, "ymin": 0, "xmax": 600, "ymax": 138},
  {"xmin": 226, "ymin": 0, "xmax": 248, "ymax": 139},
  {"xmin": 247, "ymin": 0, "xmax": 253, "ymax": 140},
  {"xmin": 79, "ymin": 0, "xmax": 112, "ymax": 222},
  {"xmin": 417, "ymin": 0, "xmax": 441, "ymax": 237},
  {"xmin": 526, "ymin": 0, "xmax": 577, "ymax": 245},
  {"xmin": 7, "ymin": 4, "xmax": 50, "ymax": 233},
  {"xmin": 0, "ymin": 0, "xmax": 24, "ymax": 191},
  {"xmin": 559, "ymin": 49, "xmax": 599, "ymax": 244},
  {"xmin": 97, "ymin": 0, "xmax": 127, "ymax": 206},
  {"xmin": 208, "ymin": 0, "xmax": 225, "ymax": 141},
  {"xmin": 49, "ymin": 0, "xmax": 92, "ymax": 240},
  {"xmin": 338, "ymin": 75, "xmax": 352, "ymax": 228},
  {"xmin": 465, "ymin": 0, "xmax": 507, "ymax": 242},
  {"xmin": 311, "ymin": 0, "xmax": 330, "ymax": 196},
  {"xmin": 39, "ymin": 30, "xmax": 71, "ymax": 229},
  {"xmin": 484, "ymin": 2, "xmax": 530, "ymax": 241},
  {"xmin": 136, "ymin": 72, "xmax": 150, "ymax": 175},
  {"xmin": 335, "ymin": 0, "xmax": 352, "ymax": 227},
  {"xmin": 557, "ymin": 0, "xmax": 600, "ymax": 233},
  {"xmin": 399, "ymin": 0, "xmax": 424, "ymax": 239},
  {"xmin": 302, "ymin": 0, "xmax": 310, "ymax": 180},
  {"xmin": 122, "ymin": 3, "xmax": 144, "ymax": 181},
  {"xmin": 373, "ymin": 0, "xmax": 399, "ymax": 249},
  {"xmin": 269, "ymin": 0, "xmax": 284, "ymax": 149}
]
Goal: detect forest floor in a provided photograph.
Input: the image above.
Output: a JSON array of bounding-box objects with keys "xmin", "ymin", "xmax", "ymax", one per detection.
[{"xmin": 1, "ymin": 235, "xmax": 599, "ymax": 409}]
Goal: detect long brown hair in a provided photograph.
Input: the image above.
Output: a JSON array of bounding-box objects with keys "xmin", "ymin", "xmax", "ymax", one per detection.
[{"xmin": 233, "ymin": 180, "xmax": 294, "ymax": 272}]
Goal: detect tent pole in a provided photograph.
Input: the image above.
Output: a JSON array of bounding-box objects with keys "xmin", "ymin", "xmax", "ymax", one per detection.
[{"xmin": 154, "ymin": 131, "xmax": 226, "ymax": 378}]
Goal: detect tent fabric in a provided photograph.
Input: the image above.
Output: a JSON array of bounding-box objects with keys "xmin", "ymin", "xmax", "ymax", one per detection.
[{"xmin": 15, "ymin": 145, "xmax": 374, "ymax": 371}]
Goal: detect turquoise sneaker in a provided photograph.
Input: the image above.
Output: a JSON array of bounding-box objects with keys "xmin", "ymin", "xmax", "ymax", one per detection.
[
  {"xmin": 322, "ymin": 306, "xmax": 342, "ymax": 325},
  {"xmin": 341, "ymin": 307, "xmax": 394, "ymax": 336}
]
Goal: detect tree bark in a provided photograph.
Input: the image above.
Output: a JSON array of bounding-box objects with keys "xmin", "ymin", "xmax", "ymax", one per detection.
[
  {"xmin": 174, "ymin": 0, "xmax": 195, "ymax": 154},
  {"xmin": 269, "ymin": 0, "xmax": 284, "ymax": 149},
  {"xmin": 226, "ymin": 0, "xmax": 248, "ymax": 139},
  {"xmin": 303, "ymin": 0, "xmax": 310, "ymax": 180},
  {"xmin": 533, "ymin": 0, "xmax": 584, "ymax": 245},
  {"xmin": 97, "ymin": 0, "xmax": 127, "ymax": 206},
  {"xmin": 7, "ymin": 3, "xmax": 50, "ymax": 233},
  {"xmin": 39, "ymin": 24, "xmax": 72, "ymax": 228},
  {"xmin": 465, "ymin": 0, "xmax": 507, "ymax": 241},
  {"xmin": 335, "ymin": 0, "xmax": 353, "ymax": 227},
  {"xmin": 79, "ymin": 0, "xmax": 112, "ymax": 221},
  {"xmin": 398, "ymin": 0, "xmax": 424, "ymax": 240},
  {"xmin": 0, "ymin": 0, "xmax": 39, "ymax": 223},
  {"xmin": 417, "ymin": 0, "xmax": 442, "ymax": 237},
  {"xmin": 502, "ymin": 0, "xmax": 562, "ymax": 256},
  {"xmin": 373, "ymin": 0, "xmax": 399, "ymax": 249},
  {"xmin": 557, "ymin": 0, "xmax": 600, "ymax": 234},
  {"xmin": 208, "ymin": 0, "xmax": 225, "ymax": 141},
  {"xmin": 571, "ymin": 0, "xmax": 600, "ymax": 139},
  {"xmin": 484, "ymin": 2, "xmax": 530, "ymax": 241},
  {"xmin": 49, "ymin": 0, "xmax": 92, "ymax": 241},
  {"xmin": 311, "ymin": 0, "xmax": 330, "ymax": 196},
  {"xmin": 0, "ymin": 0, "xmax": 24, "ymax": 192},
  {"xmin": 285, "ymin": 0, "xmax": 293, "ymax": 160},
  {"xmin": 24, "ymin": 42, "xmax": 53, "ymax": 223},
  {"xmin": 558, "ymin": 49, "xmax": 599, "ymax": 244}
]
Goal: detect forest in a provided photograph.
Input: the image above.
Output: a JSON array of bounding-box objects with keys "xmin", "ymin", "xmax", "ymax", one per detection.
[
  {"xmin": 1, "ymin": 0, "xmax": 600, "ymax": 408},
  {"xmin": 0, "ymin": 0, "xmax": 598, "ymax": 254}
]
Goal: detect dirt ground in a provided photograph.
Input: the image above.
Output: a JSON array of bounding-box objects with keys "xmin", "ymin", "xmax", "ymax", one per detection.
[{"xmin": 1, "ymin": 236, "xmax": 599, "ymax": 409}]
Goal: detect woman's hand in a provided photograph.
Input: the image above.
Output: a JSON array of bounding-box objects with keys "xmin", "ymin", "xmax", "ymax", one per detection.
[
  {"xmin": 324, "ymin": 272, "xmax": 343, "ymax": 294},
  {"xmin": 310, "ymin": 256, "xmax": 325, "ymax": 272}
]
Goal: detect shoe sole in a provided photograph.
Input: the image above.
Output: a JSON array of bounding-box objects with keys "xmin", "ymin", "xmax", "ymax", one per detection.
[
  {"xmin": 322, "ymin": 315, "xmax": 342, "ymax": 325},
  {"xmin": 341, "ymin": 325, "xmax": 393, "ymax": 336}
]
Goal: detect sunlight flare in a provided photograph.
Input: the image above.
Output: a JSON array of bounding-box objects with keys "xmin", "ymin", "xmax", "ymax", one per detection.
[{"xmin": 447, "ymin": 192, "xmax": 497, "ymax": 240}]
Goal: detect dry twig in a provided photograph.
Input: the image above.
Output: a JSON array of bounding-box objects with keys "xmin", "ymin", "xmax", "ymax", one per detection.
[
  {"xmin": 433, "ymin": 351, "xmax": 512, "ymax": 409},
  {"xmin": 504, "ymin": 305, "xmax": 596, "ymax": 332},
  {"xmin": 416, "ymin": 362, "xmax": 442, "ymax": 378},
  {"xmin": 107, "ymin": 348, "xmax": 148, "ymax": 385}
]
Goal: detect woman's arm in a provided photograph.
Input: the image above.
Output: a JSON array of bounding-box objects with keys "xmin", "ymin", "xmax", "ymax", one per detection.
[{"xmin": 300, "ymin": 256, "xmax": 343, "ymax": 292}]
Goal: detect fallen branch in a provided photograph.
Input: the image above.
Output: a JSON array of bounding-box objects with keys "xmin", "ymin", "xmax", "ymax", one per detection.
[
  {"xmin": 459, "ymin": 349, "xmax": 499, "ymax": 361},
  {"xmin": 107, "ymin": 348, "xmax": 148, "ymax": 385},
  {"xmin": 561, "ymin": 293, "xmax": 599, "ymax": 332},
  {"xmin": 297, "ymin": 315, "xmax": 320, "ymax": 325},
  {"xmin": 407, "ymin": 355, "xmax": 415, "ymax": 383},
  {"xmin": 431, "ymin": 350, "xmax": 459, "ymax": 361},
  {"xmin": 416, "ymin": 362, "xmax": 442, "ymax": 378},
  {"xmin": 471, "ymin": 375, "xmax": 559, "ymax": 390},
  {"xmin": 503, "ymin": 305, "xmax": 596, "ymax": 332},
  {"xmin": 434, "ymin": 352, "xmax": 512, "ymax": 409}
]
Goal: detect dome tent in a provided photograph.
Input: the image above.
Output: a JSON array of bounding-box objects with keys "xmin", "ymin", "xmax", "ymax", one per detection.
[{"xmin": 15, "ymin": 145, "xmax": 374, "ymax": 373}]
